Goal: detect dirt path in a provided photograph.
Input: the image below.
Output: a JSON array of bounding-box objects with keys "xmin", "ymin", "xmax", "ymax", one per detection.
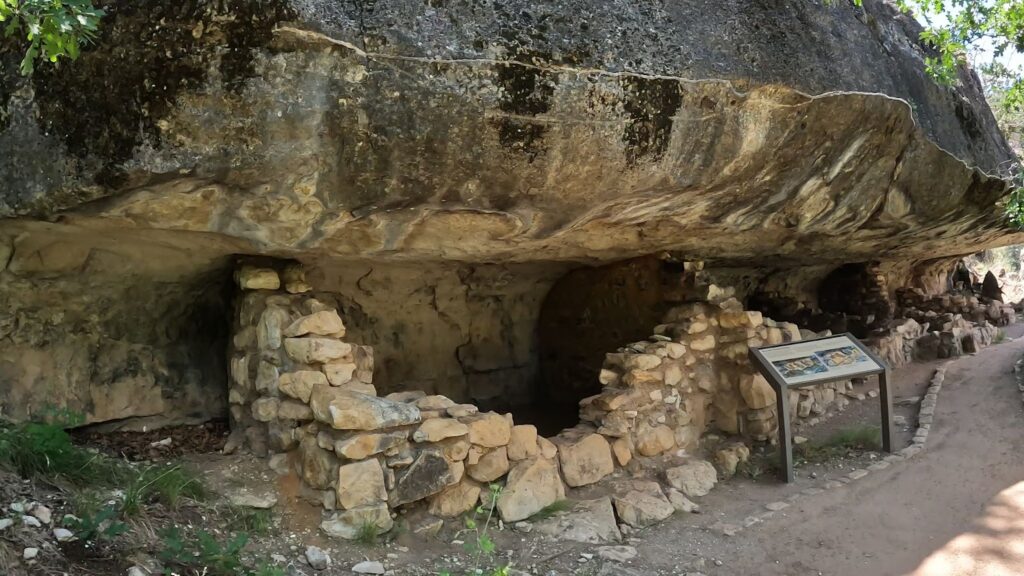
[{"xmin": 650, "ymin": 336, "xmax": 1024, "ymax": 576}]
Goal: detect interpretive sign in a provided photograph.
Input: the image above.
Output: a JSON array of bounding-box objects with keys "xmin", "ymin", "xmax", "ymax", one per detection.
[{"xmin": 749, "ymin": 333, "xmax": 892, "ymax": 483}]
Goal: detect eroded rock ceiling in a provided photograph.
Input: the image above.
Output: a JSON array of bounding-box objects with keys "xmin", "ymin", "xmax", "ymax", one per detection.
[{"xmin": 0, "ymin": 0, "xmax": 1020, "ymax": 266}]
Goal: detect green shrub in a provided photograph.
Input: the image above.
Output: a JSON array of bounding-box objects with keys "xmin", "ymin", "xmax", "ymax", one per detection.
[
  {"xmin": 122, "ymin": 464, "xmax": 204, "ymax": 516},
  {"xmin": 224, "ymin": 508, "xmax": 275, "ymax": 537},
  {"xmin": 159, "ymin": 528, "xmax": 284, "ymax": 576},
  {"xmin": 64, "ymin": 503, "xmax": 128, "ymax": 543},
  {"xmin": 0, "ymin": 420, "xmax": 125, "ymax": 485}
]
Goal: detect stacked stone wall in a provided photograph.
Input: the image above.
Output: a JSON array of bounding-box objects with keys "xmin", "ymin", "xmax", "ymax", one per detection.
[
  {"xmin": 227, "ymin": 264, "xmax": 878, "ymax": 538},
  {"xmin": 583, "ymin": 297, "xmax": 856, "ymax": 462}
]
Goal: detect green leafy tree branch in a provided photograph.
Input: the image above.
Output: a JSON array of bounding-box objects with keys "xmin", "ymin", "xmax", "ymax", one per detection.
[{"xmin": 0, "ymin": 0, "xmax": 104, "ymax": 75}]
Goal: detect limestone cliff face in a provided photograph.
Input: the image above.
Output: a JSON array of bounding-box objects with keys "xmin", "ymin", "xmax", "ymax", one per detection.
[{"xmin": 0, "ymin": 0, "xmax": 1019, "ymax": 425}]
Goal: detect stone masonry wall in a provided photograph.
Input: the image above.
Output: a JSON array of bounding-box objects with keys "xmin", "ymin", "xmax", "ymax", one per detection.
[
  {"xmin": 583, "ymin": 296, "xmax": 855, "ymax": 460},
  {"xmin": 227, "ymin": 263, "xmax": 867, "ymax": 539}
]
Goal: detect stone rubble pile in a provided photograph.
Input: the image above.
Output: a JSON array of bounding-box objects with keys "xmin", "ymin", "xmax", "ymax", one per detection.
[{"xmin": 867, "ymin": 288, "xmax": 1012, "ymax": 367}]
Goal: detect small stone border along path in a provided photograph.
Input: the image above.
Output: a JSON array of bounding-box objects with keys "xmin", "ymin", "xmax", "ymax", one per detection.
[
  {"xmin": 1013, "ymin": 353, "xmax": 1024, "ymax": 402},
  {"xmin": 708, "ymin": 361, "xmax": 953, "ymax": 537}
]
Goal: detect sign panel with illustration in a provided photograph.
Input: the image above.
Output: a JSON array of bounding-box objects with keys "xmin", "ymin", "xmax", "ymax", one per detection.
[
  {"xmin": 757, "ymin": 334, "xmax": 884, "ymax": 387},
  {"xmin": 748, "ymin": 333, "xmax": 892, "ymax": 483}
]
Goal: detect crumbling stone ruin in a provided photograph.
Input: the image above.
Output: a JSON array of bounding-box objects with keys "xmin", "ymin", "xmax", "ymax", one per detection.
[{"xmin": 2, "ymin": 0, "xmax": 1024, "ymax": 541}]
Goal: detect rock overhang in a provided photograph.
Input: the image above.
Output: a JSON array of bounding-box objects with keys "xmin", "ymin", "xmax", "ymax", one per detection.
[{"xmin": 0, "ymin": 0, "xmax": 1021, "ymax": 267}]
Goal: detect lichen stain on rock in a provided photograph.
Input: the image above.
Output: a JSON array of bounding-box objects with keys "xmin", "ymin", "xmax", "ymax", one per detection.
[
  {"xmin": 26, "ymin": 0, "xmax": 296, "ymax": 189},
  {"xmin": 621, "ymin": 76, "xmax": 683, "ymax": 166},
  {"xmin": 493, "ymin": 50, "xmax": 557, "ymax": 160}
]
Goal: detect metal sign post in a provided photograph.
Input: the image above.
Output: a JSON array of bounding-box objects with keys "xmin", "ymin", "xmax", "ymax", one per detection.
[{"xmin": 748, "ymin": 333, "xmax": 892, "ymax": 483}]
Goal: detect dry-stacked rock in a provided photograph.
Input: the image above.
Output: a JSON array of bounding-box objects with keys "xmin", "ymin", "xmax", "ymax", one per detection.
[
  {"xmin": 229, "ymin": 264, "xmax": 568, "ymax": 536},
  {"xmin": 581, "ymin": 296, "xmax": 856, "ymax": 459},
  {"xmin": 228, "ymin": 265, "xmax": 877, "ymax": 538}
]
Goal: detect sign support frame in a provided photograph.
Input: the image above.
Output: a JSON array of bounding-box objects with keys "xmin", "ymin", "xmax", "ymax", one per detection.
[{"xmin": 748, "ymin": 333, "xmax": 893, "ymax": 483}]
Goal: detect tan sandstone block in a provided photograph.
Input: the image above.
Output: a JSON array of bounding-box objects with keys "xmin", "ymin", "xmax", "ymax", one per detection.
[
  {"xmin": 323, "ymin": 362, "xmax": 357, "ymax": 386},
  {"xmin": 497, "ymin": 457, "xmax": 565, "ymax": 522},
  {"xmin": 335, "ymin": 431, "xmax": 408, "ymax": 460},
  {"xmin": 463, "ymin": 412, "xmax": 512, "ymax": 448},
  {"xmin": 429, "ymin": 479, "xmax": 482, "ymax": 518},
  {"xmin": 612, "ymin": 437, "xmax": 633, "ymax": 467},
  {"xmin": 336, "ymin": 459, "xmax": 388, "ymax": 509},
  {"xmin": 556, "ymin": 433, "xmax": 614, "ymax": 487},
  {"xmin": 251, "ymin": 398, "xmax": 279, "ymax": 422},
  {"xmin": 634, "ymin": 424, "xmax": 675, "ymax": 457},
  {"xmin": 507, "ymin": 425, "xmax": 539, "ymax": 461},
  {"xmin": 467, "ymin": 447, "xmax": 510, "ymax": 483},
  {"xmin": 285, "ymin": 338, "xmax": 353, "ymax": 364},
  {"xmin": 309, "ymin": 385, "xmax": 420, "ymax": 430},
  {"xmin": 284, "ymin": 310, "xmax": 346, "ymax": 338},
  {"xmin": 413, "ymin": 418, "xmax": 469, "ymax": 443},
  {"xmin": 740, "ymin": 373, "xmax": 776, "ymax": 410},
  {"xmin": 279, "ymin": 370, "xmax": 327, "ymax": 403},
  {"xmin": 237, "ymin": 266, "xmax": 279, "ymax": 290},
  {"xmin": 278, "ymin": 400, "xmax": 314, "ymax": 421}
]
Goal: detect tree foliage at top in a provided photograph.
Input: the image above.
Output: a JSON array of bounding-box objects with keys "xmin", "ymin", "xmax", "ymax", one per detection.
[
  {"xmin": 0, "ymin": 0, "xmax": 104, "ymax": 75},
  {"xmin": 829, "ymin": 0, "xmax": 1024, "ymax": 225}
]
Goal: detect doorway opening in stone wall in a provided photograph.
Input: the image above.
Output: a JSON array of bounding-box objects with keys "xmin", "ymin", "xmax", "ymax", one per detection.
[
  {"xmin": 66, "ymin": 256, "xmax": 237, "ymax": 459},
  {"xmin": 529, "ymin": 256, "xmax": 686, "ymax": 436}
]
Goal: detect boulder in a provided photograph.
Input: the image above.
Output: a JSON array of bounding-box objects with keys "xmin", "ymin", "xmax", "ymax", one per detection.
[
  {"xmin": 321, "ymin": 503, "xmax": 393, "ymax": 539},
  {"xmin": 446, "ymin": 404, "xmax": 479, "ymax": 418},
  {"xmin": 257, "ymin": 307, "xmax": 290, "ymax": 351},
  {"xmin": 666, "ymin": 460, "xmax": 717, "ymax": 497},
  {"xmin": 634, "ymin": 424, "xmax": 675, "ymax": 457},
  {"xmin": 556, "ymin": 433, "xmax": 615, "ymax": 487},
  {"xmin": 385, "ymin": 391, "xmax": 427, "ymax": 403},
  {"xmin": 254, "ymin": 361, "xmax": 280, "ymax": 394},
  {"xmin": 467, "ymin": 447, "xmax": 510, "ymax": 482},
  {"xmin": 284, "ymin": 310, "xmax": 346, "ymax": 338},
  {"xmin": 535, "ymin": 497, "xmax": 621, "ymax": 544},
  {"xmin": 336, "ymin": 459, "xmax": 388, "ymax": 509},
  {"xmin": 416, "ymin": 395, "xmax": 456, "ymax": 410},
  {"xmin": 538, "ymin": 436, "xmax": 558, "ymax": 460},
  {"xmin": 284, "ymin": 338, "xmax": 353, "ymax": 364},
  {"xmin": 463, "ymin": 412, "xmax": 512, "ymax": 448},
  {"xmin": 428, "ymin": 479, "xmax": 482, "ymax": 518},
  {"xmin": 309, "ymin": 385, "xmax": 420, "ymax": 430},
  {"xmin": 390, "ymin": 448, "xmax": 458, "ymax": 506},
  {"xmin": 497, "ymin": 457, "xmax": 565, "ymax": 522},
  {"xmin": 438, "ymin": 436, "xmax": 472, "ymax": 462},
  {"xmin": 665, "ymin": 488, "xmax": 700, "ymax": 513},
  {"xmin": 612, "ymin": 481, "xmax": 674, "ymax": 528},
  {"xmin": 507, "ymin": 425, "xmax": 539, "ymax": 461}
]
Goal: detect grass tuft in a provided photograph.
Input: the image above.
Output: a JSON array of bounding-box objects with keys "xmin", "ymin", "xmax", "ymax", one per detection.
[
  {"xmin": 529, "ymin": 499, "xmax": 573, "ymax": 521},
  {"xmin": 225, "ymin": 507, "xmax": 275, "ymax": 536},
  {"xmin": 0, "ymin": 420, "xmax": 127, "ymax": 486},
  {"xmin": 354, "ymin": 521, "xmax": 380, "ymax": 546},
  {"xmin": 797, "ymin": 425, "xmax": 881, "ymax": 462}
]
